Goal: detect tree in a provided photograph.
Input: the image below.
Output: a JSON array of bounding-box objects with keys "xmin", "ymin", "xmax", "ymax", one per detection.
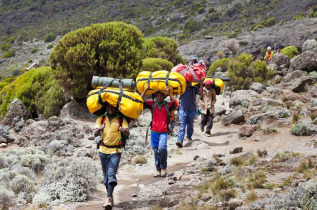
[
  {"xmin": 50, "ymin": 22, "xmax": 144, "ymax": 101},
  {"xmin": 142, "ymin": 36, "xmax": 180, "ymax": 65},
  {"xmin": 141, "ymin": 58, "xmax": 174, "ymax": 72}
]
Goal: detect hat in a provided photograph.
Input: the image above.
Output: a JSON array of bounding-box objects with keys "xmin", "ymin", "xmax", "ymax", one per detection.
[
  {"xmin": 192, "ymin": 55, "xmax": 197, "ymax": 60},
  {"xmin": 205, "ymin": 80, "xmax": 212, "ymax": 85},
  {"xmin": 267, "ymin": 46, "xmax": 271, "ymax": 50}
]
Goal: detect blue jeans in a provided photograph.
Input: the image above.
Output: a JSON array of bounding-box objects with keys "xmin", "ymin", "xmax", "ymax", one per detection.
[
  {"xmin": 177, "ymin": 107, "xmax": 195, "ymax": 143},
  {"xmin": 99, "ymin": 152, "xmax": 121, "ymax": 187},
  {"xmin": 151, "ymin": 131, "xmax": 167, "ymax": 170}
]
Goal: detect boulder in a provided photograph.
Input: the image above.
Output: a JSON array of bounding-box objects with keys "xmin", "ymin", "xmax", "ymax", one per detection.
[
  {"xmin": 289, "ymin": 51, "xmax": 317, "ymax": 72},
  {"xmin": 250, "ymin": 83, "xmax": 266, "ymax": 93},
  {"xmin": 268, "ymin": 63, "xmax": 278, "ymax": 72},
  {"xmin": 311, "ymin": 98, "xmax": 317, "ymax": 107},
  {"xmin": 0, "ymin": 143, "xmax": 7, "ymax": 148},
  {"xmin": 268, "ymin": 107, "xmax": 291, "ymax": 118},
  {"xmin": 247, "ymin": 113, "xmax": 279, "ymax": 125},
  {"xmin": 302, "ymin": 39, "xmax": 317, "ymax": 53},
  {"xmin": 1, "ymin": 98, "xmax": 32, "ymax": 128},
  {"xmin": 291, "ymin": 119, "xmax": 317, "ymax": 136},
  {"xmin": 239, "ymin": 125, "xmax": 257, "ymax": 137},
  {"xmin": 60, "ymin": 101, "xmax": 94, "ymax": 120},
  {"xmin": 272, "ymin": 54, "xmax": 290, "ymax": 68},
  {"xmin": 229, "ymin": 90, "xmax": 259, "ymax": 107},
  {"xmin": 230, "ymin": 147, "xmax": 243, "ymax": 154},
  {"xmin": 281, "ymin": 70, "xmax": 308, "ymax": 84},
  {"xmin": 221, "ymin": 110, "xmax": 245, "ymax": 126},
  {"xmin": 291, "ymin": 76, "xmax": 317, "ymax": 93}
]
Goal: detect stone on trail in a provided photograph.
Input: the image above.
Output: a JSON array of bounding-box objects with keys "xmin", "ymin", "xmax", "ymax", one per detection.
[
  {"xmin": 289, "ymin": 51, "xmax": 317, "ymax": 72},
  {"xmin": 230, "ymin": 147, "xmax": 243, "ymax": 154},
  {"xmin": 2, "ymin": 98, "xmax": 32, "ymax": 128},
  {"xmin": 221, "ymin": 110, "xmax": 245, "ymax": 126},
  {"xmin": 290, "ymin": 76, "xmax": 317, "ymax": 93},
  {"xmin": 250, "ymin": 83, "xmax": 266, "ymax": 94},
  {"xmin": 239, "ymin": 125, "xmax": 257, "ymax": 137}
]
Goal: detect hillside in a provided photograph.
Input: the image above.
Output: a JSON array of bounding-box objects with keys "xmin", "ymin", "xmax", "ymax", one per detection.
[{"xmin": 0, "ymin": 0, "xmax": 316, "ymax": 43}]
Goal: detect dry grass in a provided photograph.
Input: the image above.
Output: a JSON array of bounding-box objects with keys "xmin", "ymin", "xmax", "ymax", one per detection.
[
  {"xmin": 176, "ymin": 202, "xmax": 217, "ymax": 210},
  {"xmin": 247, "ymin": 171, "xmax": 267, "ymax": 189},
  {"xmin": 218, "ymin": 188, "xmax": 237, "ymax": 201},
  {"xmin": 246, "ymin": 190, "xmax": 258, "ymax": 202},
  {"xmin": 230, "ymin": 157, "xmax": 244, "ymax": 166},
  {"xmin": 256, "ymin": 149, "xmax": 267, "ymax": 157},
  {"xmin": 273, "ymin": 151, "xmax": 300, "ymax": 162},
  {"xmin": 132, "ymin": 155, "xmax": 147, "ymax": 165},
  {"xmin": 152, "ymin": 204, "xmax": 164, "ymax": 210}
]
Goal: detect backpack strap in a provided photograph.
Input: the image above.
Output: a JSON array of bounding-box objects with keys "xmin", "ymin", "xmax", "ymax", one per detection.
[{"xmin": 165, "ymin": 103, "xmax": 171, "ymax": 132}]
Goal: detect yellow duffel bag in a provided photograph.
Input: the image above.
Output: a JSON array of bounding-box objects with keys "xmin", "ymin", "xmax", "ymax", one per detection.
[
  {"xmin": 87, "ymin": 86, "xmax": 143, "ymax": 119},
  {"xmin": 136, "ymin": 70, "xmax": 186, "ymax": 96}
]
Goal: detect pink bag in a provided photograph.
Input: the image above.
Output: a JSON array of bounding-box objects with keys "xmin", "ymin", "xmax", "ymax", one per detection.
[{"xmin": 171, "ymin": 63, "xmax": 206, "ymax": 82}]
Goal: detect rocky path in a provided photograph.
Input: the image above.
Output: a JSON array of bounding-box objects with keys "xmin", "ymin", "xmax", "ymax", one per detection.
[{"xmin": 74, "ymin": 118, "xmax": 315, "ymax": 210}]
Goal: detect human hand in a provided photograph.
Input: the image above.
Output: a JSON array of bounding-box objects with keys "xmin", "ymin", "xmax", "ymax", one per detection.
[
  {"xmin": 166, "ymin": 87, "xmax": 171, "ymax": 95},
  {"xmin": 98, "ymin": 124, "xmax": 105, "ymax": 130},
  {"xmin": 145, "ymin": 84, "xmax": 149, "ymax": 91}
]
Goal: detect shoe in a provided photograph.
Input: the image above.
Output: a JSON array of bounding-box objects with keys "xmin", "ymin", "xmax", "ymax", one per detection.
[
  {"xmin": 161, "ymin": 169, "xmax": 167, "ymax": 177},
  {"xmin": 103, "ymin": 197, "xmax": 113, "ymax": 210},
  {"xmin": 200, "ymin": 126, "xmax": 204, "ymax": 132},
  {"xmin": 187, "ymin": 137, "xmax": 193, "ymax": 141},
  {"xmin": 176, "ymin": 142, "xmax": 183, "ymax": 148},
  {"xmin": 154, "ymin": 170, "xmax": 161, "ymax": 178},
  {"xmin": 204, "ymin": 133, "xmax": 211, "ymax": 137}
]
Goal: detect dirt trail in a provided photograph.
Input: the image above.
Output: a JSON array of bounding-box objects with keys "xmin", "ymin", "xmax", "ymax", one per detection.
[{"xmin": 75, "ymin": 117, "xmax": 315, "ymax": 210}]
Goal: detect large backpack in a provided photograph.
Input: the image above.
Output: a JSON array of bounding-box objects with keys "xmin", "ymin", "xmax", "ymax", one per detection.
[{"xmin": 97, "ymin": 114, "xmax": 131, "ymax": 150}]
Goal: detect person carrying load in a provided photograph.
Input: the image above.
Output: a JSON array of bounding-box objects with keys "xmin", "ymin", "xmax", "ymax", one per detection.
[
  {"xmin": 176, "ymin": 80, "xmax": 203, "ymax": 147},
  {"xmin": 94, "ymin": 103, "xmax": 130, "ymax": 210},
  {"xmin": 199, "ymin": 79, "xmax": 217, "ymax": 137},
  {"xmin": 141, "ymin": 86, "xmax": 178, "ymax": 178}
]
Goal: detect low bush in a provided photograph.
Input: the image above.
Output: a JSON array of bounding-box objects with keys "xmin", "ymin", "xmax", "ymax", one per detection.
[
  {"xmin": 30, "ymin": 48, "xmax": 37, "ymax": 53},
  {"xmin": 44, "ymin": 32, "xmax": 56, "ymax": 42},
  {"xmin": 141, "ymin": 58, "xmax": 174, "ymax": 72},
  {"xmin": 2, "ymin": 51, "xmax": 15, "ymax": 58},
  {"xmin": 46, "ymin": 44, "xmax": 53, "ymax": 49},
  {"xmin": 281, "ymin": 46, "xmax": 298, "ymax": 59},
  {"xmin": 247, "ymin": 171, "xmax": 267, "ymax": 189},
  {"xmin": 197, "ymin": 7, "xmax": 205, "ymax": 14},
  {"xmin": 132, "ymin": 155, "xmax": 147, "ymax": 165},
  {"xmin": 227, "ymin": 53, "xmax": 274, "ymax": 90},
  {"xmin": 0, "ymin": 43, "xmax": 10, "ymax": 51},
  {"xmin": 308, "ymin": 6, "xmax": 317, "ymax": 18},
  {"xmin": 207, "ymin": 58, "xmax": 230, "ymax": 75},
  {"xmin": 10, "ymin": 174, "xmax": 34, "ymax": 194},
  {"xmin": 293, "ymin": 12, "xmax": 305, "ymax": 20},
  {"xmin": 246, "ymin": 190, "xmax": 258, "ymax": 202},
  {"xmin": 0, "ymin": 67, "xmax": 65, "ymax": 118},
  {"xmin": 0, "ymin": 188, "xmax": 15, "ymax": 210},
  {"xmin": 178, "ymin": 33, "xmax": 186, "ymax": 41},
  {"xmin": 33, "ymin": 157, "xmax": 98, "ymax": 206}
]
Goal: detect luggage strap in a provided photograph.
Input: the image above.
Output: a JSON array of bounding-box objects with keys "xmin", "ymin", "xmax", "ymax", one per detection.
[
  {"xmin": 97, "ymin": 77, "xmax": 121, "ymax": 106},
  {"xmin": 180, "ymin": 65, "xmax": 198, "ymax": 82}
]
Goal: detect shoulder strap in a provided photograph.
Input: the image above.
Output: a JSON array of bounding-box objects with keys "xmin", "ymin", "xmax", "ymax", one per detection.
[{"xmin": 102, "ymin": 115, "xmax": 107, "ymax": 125}]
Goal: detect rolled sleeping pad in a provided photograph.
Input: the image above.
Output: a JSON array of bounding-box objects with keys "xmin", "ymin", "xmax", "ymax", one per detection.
[
  {"xmin": 207, "ymin": 76, "xmax": 231, "ymax": 81},
  {"xmin": 136, "ymin": 70, "xmax": 186, "ymax": 96},
  {"xmin": 91, "ymin": 76, "xmax": 136, "ymax": 90}
]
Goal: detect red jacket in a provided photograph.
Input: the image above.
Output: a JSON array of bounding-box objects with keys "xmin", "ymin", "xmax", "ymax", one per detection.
[{"xmin": 144, "ymin": 100, "xmax": 178, "ymax": 133}]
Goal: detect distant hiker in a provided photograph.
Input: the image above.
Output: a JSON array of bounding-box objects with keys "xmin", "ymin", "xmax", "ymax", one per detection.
[
  {"xmin": 94, "ymin": 103, "xmax": 130, "ymax": 210},
  {"xmin": 276, "ymin": 49, "xmax": 281, "ymax": 54},
  {"xmin": 265, "ymin": 46, "xmax": 274, "ymax": 63},
  {"xmin": 176, "ymin": 81, "xmax": 203, "ymax": 147},
  {"xmin": 141, "ymin": 86, "xmax": 178, "ymax": 178},
  {"xmin": 191, "ymin": 55, "xmax": 199, "ymax": 64},
  {"xmin": 199, "ymin": 80, "xmax": 217, "ymax": 137}
]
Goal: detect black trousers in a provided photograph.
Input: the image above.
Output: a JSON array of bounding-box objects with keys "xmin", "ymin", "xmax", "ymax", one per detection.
[{"xmin": 200, "ymin": 109, "xmax": 214, "ymax": 134}]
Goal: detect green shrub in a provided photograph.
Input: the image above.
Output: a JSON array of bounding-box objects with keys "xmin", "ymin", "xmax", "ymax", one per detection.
[
  {"xmin": 28, "ymin": 59, "xmax": 33, "ymax": 63},
  {"xmin": 46, "ymin": 44, "xmax": 53, "ymax": 49},
  {"xmin": 197, "ymin": 7, "xmax": 205, "ymax": 14},
  {"xmin": 267, "ymin": 17, "xmax": 277, "ymax": 26},
  {"xmin": 141, "ymin": 58, "xmax": 173, "ymax": 72},
  {"xmin": 0, "ymin": 43, "xmax": 10, "ymax": 51},
  {"xmin": 184, "ymin": 18, "xmax": 202, "ymax": 34},
  {"xmin": 227, "ymin": 53, "xmax": 274, "ymax": 90},
  {"xmin": 281, "ymin": 46, "xmax": 298, "ymax": 59},
  {"xmin": 44, "ymin": 32, "xmax": 56, "ymax": 42},
  {"xmin": 142, "ymin": 36, "xmax": 179, "ymax": 64},
  {"xmin": 216, "ymin": 51, "xmax": 225, "ymax": 59},
  {"xmin": 50, "ymin": 22, "xmax": 144, "ymax": 101},
  {"xmin": 308, "ymin": 6, "xmax": 317, "ymax": 18},
  {"xmin": 2, "ymin": 51, "xmax": 15, "ymax": 58},
  {"xmin": 293, "ymin": 12, "xmax": 305, "ymax": 20},
  {"xmin": 7, "ymin": 36, "xmax": 15, "ymax": 44},
  {"xmin": 0, "ymin": 188, "xmax": 15, "ymax": 210},
  {"xmin": 0, "ymin": 67, "xmax": 65, "ymax": 118},
  {"xmin": 0, "ymin": 77, "xmax": 15, "ymax": 92},
  {"xmin": 208, "ymin": 7, "xmax": 215, "ymax": 13},
  {"xmin": 208, "ymin": 58, "xmax": 230, "ymax": 76},
  {"xmin": 178, "ymin": 33, "xmax": 186, "ymax": 41},
  {"xmin": 31, "ymin": 48, "xmax": 37, "ymax": 53}
]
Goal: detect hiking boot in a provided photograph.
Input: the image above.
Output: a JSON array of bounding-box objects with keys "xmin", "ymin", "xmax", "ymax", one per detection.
[
  {"xmin": 154, "ymin": 170, "xmax": 161, "ymax": 178},
  {"xmin": 103, "ymin": 197, "xmax": 113, "ymax": 210},
  {"xmin": 176, "ymin": 142, "xmax": 183, "ymax": 148},
  {"xmin": 161, "ymin": 169, "xmax": 167, "ymax": 177},
  {"xmin": 200, "ymin": 126, "xmax": 204, "ymax": 132},
  {"xmin": 187, "ymin": 137, "xmax": 193, "ymax": 141},
  {"xmin": 204, "ymin": 132, "xmax": 211, "ymax": 137}
]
